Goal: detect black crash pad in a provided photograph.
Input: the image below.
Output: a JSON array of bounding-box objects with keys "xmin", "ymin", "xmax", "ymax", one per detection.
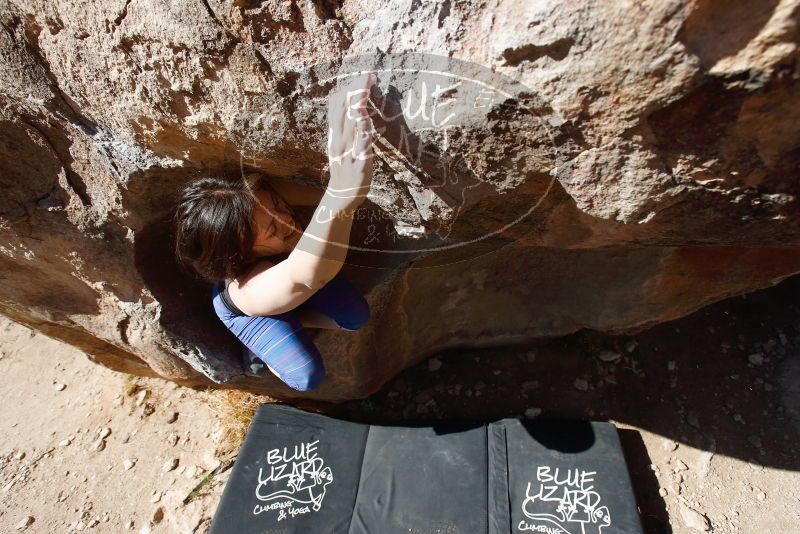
[{"xmin": 209, "ymin": 403, "xmax": 643, "ymax": 534}]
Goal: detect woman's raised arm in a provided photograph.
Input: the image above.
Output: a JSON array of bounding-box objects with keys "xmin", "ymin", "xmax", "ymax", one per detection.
[{"xmin": 228, "ymin": 72, "xmax": 376, "ymax": 316}]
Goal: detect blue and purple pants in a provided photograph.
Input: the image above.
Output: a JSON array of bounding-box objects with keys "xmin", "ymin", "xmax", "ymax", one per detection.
[{"xmin": 212, "ymin": 273, "xmax": 370, "ymax": 391}]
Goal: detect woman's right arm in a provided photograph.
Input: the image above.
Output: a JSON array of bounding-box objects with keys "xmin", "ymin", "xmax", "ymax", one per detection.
[
  {"xmin": 229, "ymin": 72, "xmax": 376, "ymax": 316},
  {"xmin": 229, "ymin": 191, "xmax": 362, "ymax": 316}
]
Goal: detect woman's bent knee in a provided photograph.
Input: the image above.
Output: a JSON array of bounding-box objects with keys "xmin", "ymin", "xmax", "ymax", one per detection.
[
  {"xmin": 285, "ymin": 363, "xmax": 326, "ymax": 392},
  {"xmin": 336, "ymin": 295, "xmax": 371, "ymax": 331}
]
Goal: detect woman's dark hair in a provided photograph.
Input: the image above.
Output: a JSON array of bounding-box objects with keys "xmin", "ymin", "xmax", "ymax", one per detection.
[{"xmin": 174, "ymin": 176, "xmax": 257, "ymax": 282}]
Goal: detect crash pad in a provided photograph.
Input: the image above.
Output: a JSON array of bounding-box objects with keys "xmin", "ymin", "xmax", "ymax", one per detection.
[{"xmin": 208, "ymin": 403, "xmax": 643, "ymax": 534}]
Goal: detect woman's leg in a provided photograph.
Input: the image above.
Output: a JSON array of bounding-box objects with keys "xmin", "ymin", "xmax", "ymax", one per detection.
[
  {"xmin": 229, "ymin": 311, "xmax": 326, "ymax": 392},
  {"xmin": 302, "ymin": 273, "xmax": 371, "ymax": 331},
  {"xmin": 212, "ymin": 282, "xmax": 325, "ymax": 390}
]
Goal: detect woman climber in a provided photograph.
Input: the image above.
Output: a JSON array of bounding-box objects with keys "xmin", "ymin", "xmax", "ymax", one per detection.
[{"xmin": 173, "ymin": 72, "xmax": 377, "ymax": 392}]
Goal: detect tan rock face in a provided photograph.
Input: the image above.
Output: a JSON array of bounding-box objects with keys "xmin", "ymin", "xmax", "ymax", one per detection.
[{"xmin": 1, "ymin": 0, "xmax": 799, "ymax": 400}]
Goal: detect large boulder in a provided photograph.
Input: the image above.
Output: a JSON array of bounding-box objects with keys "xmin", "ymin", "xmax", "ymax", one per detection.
[{"xmin": 1, "ymin": 0, "xmax": 799, "ymax": 400}]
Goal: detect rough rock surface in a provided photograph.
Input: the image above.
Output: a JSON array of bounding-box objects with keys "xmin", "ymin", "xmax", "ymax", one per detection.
[{"xmin": 1, "ymin": 0, "xmax": 799, "ymax": 400}]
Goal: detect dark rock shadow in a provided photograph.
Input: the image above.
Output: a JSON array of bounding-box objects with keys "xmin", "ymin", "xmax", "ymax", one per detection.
[
  {"xmin": 133, "ymin": 211, "xmax": 243, "ymax": 381},
  {"xmin": 618, "ymin": 429, "xmax": 672, "ymax": 534}
]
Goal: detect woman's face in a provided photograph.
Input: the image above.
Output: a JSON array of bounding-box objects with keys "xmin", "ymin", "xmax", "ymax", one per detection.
[{"xmin": 251, "ymin": 186, "xmax": 301, "ymax": 256}]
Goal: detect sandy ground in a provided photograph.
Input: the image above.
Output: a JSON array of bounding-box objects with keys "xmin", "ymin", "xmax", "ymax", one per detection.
[
  {"xmin": 0, "ymin": 317, "xmax": 233, "ymax": 534},
  {"xmin": 1, "ymin": 276, "xmax": 800, "ymax": 533}
]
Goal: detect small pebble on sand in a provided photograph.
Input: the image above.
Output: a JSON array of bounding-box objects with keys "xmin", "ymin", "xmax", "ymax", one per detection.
[
  {"xmin": 162, "ymin": 458, "xmax": 179, "ymax": 473},
  {"xmin": 598, "ymin": 350, "xmax": 622, "ymax": 363},
  {"xmin": 151, "ymin": 506, "xmax": 164, "ymax": 524},
  {"xmin": 680, "ymin": 505, "xmax": 710, "ymax": 531},
  {"xmin": 573, "ymin": 378, "xmax": 589, "ymax": 391},
  {"xmin": 524, "ymin": 407, "xmax": 542, "ymax": 419},
  {"xmin": 15, "ymin": 516, "xmax": 34, "ymax": 530}
]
